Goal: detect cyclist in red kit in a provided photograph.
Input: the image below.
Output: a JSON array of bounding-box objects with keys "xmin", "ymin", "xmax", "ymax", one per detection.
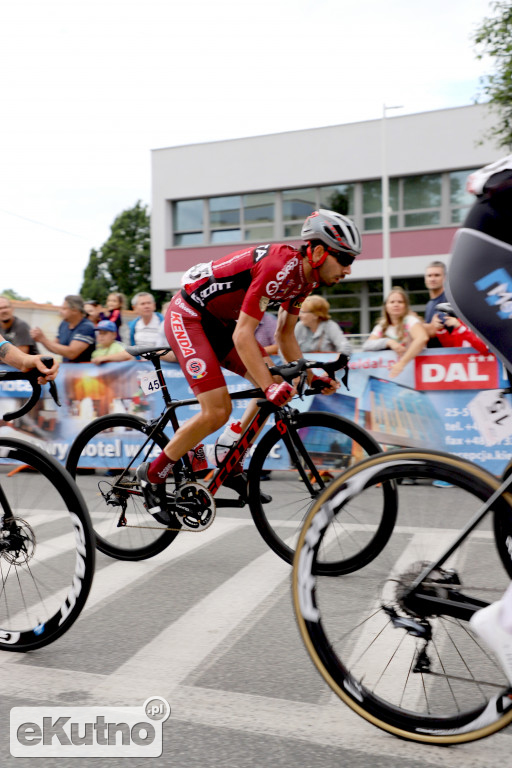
[{"xmin": 136, "ymin": 209, "xmax": 362, "ymax": 523}]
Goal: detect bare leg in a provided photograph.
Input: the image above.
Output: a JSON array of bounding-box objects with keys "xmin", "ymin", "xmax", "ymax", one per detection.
[{"xmin": 162, "ymin": 386, "xmax": 233, "ymax": 461}]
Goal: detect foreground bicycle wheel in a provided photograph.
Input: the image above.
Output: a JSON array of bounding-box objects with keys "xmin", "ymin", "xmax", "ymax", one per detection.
[
  {"xmin": 66, "ymin": 414, "xmax": 181, "ymax": 561},
  {"xmin": 0, "ymin": 438, "xmax": 95, "ymax": 651},
  {"xmin": 248, "ymin": 411, "xmax": 397, "ymax": 575},
  {"xmin": 293, "ymin": 450, "xmax": 512, "ymax": 744}
]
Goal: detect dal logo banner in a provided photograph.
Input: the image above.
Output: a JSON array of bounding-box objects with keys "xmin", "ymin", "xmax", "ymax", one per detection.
[{"xmin": 414, "ymin": 353, "xmax": 499, "ymax": 391}]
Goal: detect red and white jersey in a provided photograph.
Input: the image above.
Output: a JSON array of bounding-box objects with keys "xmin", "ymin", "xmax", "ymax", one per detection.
[{"xmin": 180, "ymin": 243, "xmax": 316, "ymax": 322}]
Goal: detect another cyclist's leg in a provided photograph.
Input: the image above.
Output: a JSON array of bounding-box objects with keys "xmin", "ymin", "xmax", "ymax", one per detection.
[{"xmin": 470, "ymin": 582, "xmax": 512, "ymax": 684}]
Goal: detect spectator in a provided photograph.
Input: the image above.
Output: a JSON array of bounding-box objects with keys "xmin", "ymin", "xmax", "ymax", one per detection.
[
  {"xmin": 0, "ymin": 297, "xmax": 38, "ymax": 354},
  {"xmin": 91, "ymin": 320, "xmax": 132, "ymax": 365},
  {"xmin": 295, "ymin": 295, "xmax": 351, "ymax": 355},
  {"xmin": 104, "ymin": 292, "xmax": 125, "ymax": 341},
  {"xmin": 128, "ymin": 292, "xmax": 163, "ymax": 346},
  {"xmin": 255, "ymin": 312, "xmax": 279, "ymax": 356},
  {"xmin": 83, "ymin": 300, "xmax": 106, "ymax": 326},
  {"xmin": 434, "ymin": 313, "xmax": 489, "ymax": 354},
  {"xmin": 31, "ymin": 295, "xmax": 96, "ymax": 362},
  {"xmin": 362, "ymin": 286, "xmax": 428, "ymax": 378},
  {"xmin": 423, "ymin": 261, "xmax": 448, "ymax": 348}
]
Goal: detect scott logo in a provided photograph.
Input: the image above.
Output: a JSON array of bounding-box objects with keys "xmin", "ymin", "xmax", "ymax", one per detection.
[
  {"xmin": 415, "ymin": 353, "xmax": 498, "ymax": 391},
  {"xmin": 475, "ymin": 268, "xmax": 512, "ymax": 319}
]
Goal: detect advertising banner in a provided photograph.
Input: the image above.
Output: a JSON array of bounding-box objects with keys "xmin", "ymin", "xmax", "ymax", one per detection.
[{"xmin": 0, "ymin": 347, "xmax": 510, "ymax": 476}]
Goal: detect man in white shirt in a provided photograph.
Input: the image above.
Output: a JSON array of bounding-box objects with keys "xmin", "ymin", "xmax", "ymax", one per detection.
[{"xmin": 128, "ymin": 292, "xmax": 164, "ymax": 347}]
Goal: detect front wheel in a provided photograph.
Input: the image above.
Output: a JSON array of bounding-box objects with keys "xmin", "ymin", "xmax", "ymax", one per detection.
[
  {"xmin": 0, "ymin": 438, "xmax": 95, "ymax": 651},
  {"xmin": 293, "ymin": 450, "xmax": 512, "ymax": 744},
  {"xmin": 248, "ymin": 410, "xmax": 397, "ymax": 575},
  {"xmin": 66, "ymin": 414, "xmax": 181, "ymax": 561}
]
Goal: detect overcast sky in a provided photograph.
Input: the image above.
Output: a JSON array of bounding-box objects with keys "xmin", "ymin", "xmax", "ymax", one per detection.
[{"xmin": 0, "ymin": 0, "xmax": 496, "ymax": 305}]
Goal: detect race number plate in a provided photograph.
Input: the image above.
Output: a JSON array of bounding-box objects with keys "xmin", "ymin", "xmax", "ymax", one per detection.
[{"xmin": 140, "ymin": 374, "xmax": 161, "ymax": 396}]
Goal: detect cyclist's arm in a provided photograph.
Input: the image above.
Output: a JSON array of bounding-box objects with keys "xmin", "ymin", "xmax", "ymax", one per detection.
[
  {"xmin": 232, "ymin": 312, "xmax": 276, "ymax": 391},
  {"xmin": 275, "ymin": 309, "xmax": 304, "ymax": 364},
  {"xmin": 0, "ymin": 339, "xmax": 59, "ymax": 380}
]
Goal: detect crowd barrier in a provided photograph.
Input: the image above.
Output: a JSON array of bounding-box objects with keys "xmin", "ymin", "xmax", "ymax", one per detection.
[{"xmin": 0, "ymin": 347, "xmax": 510, "ymax": 476}]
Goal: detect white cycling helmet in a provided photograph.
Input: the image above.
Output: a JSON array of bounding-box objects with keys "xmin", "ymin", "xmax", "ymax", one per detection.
[{"xmin": 301, "ymin": 209, "xmax": 362, "ymax": 261}]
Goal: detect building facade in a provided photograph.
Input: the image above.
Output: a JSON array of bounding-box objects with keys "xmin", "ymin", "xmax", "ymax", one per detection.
[{"xmin": 150, "ymin": 104, "xmax": 500, "ymax": 335}]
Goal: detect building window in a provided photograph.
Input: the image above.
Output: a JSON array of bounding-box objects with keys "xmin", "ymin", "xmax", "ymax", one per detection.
[
  {"xmin": 319, "ymin": 184, "xmax": 354, "ymax": 215},
  {"xmin": 173, "ymin": 199, "xmax": 204, "ymax": 245},
  {"xmin": 402, "ymin": 173, "xmax": 441, "ymax": 227},
  {"xmin": 362, "ymin": 179, "xmax": 399, "ymax": 231},
  {"xmin": 209, "ymin": 195, "xmax": 241, "ymax": 244},
  {"xmin": 450, "ymin": 169, "xmax": 478, "ymax": 224},
  {"xmin": 243, "ymin": 192, "xmax": 275, "ymax": 240},
  {"xmin": 283, "ymin": 188, "xmax": 316, "ymax": 237},
  {"xmin": 171, "ymin": 169, "xmax": 475, "ymax": 248}
]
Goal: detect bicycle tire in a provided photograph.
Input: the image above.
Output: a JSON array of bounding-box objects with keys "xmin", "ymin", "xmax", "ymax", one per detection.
[
  {"xmin": 248, "ymin": 410, "xmax": 397, "ymax": 575},
  {"xmin": 66, "ymin": 414, "xmax": 181, "ymax": 561},
  {"xmin": 293, "ymin": 449, "xmax": 512, "ymax": 744},
  {"xmin": 0, "ymin": 437, "xmax": 95, "ymax": 652}
]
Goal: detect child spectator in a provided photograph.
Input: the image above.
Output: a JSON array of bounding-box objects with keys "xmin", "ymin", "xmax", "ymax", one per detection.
[
  {"xmin": 91, "ymin": 320, "xmax": 132, "ymax": 365},
  {"xmin": 104, "ymin": 293, "xmax": 125, "ymax": 341}
]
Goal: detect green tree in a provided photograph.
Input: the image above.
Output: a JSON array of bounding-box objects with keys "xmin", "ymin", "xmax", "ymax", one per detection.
[
  {"xmin": 1, "ymin": 288, "xmax": 31, "ymax": 301},
  {"xmin": 80, "ymin": 201, "xmax": 169, "ymax": 308},
  {"xmin": 473, "ymin": 0, "xmax": 512, "ymax": 148}
]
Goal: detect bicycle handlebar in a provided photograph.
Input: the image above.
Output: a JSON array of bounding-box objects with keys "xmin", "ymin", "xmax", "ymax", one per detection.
[
  {"xmin": 0, "ymin": 357, "xmax": 61, "ymax": 421},
  {"xmin": 268, "ymin": 353, "xmax": 350, "ymax": 395}
]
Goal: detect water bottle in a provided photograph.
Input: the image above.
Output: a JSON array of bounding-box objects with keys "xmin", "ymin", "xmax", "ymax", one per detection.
[{"xmin": 215, "ymin": 421, "xmax": 242, "ymax": 465}]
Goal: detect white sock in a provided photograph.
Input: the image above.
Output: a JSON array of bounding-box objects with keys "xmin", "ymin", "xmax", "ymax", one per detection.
[{"xmin": 500, "ymin": 583, "xmax": 512, "ymax": 634}]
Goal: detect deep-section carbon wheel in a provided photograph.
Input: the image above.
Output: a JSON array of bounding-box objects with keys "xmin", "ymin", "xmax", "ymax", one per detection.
[
  {"xmin": 0, "ymin": 438, "xmax": 95, "ymax": 651},
  {"xmin": 248, "ymin": 411, "xmax": 397, "ymax": 574},
  {"xmin": 293, "ymin": 449, "xmax": 512, "ymax": 743},
  {"xmin": 66, "ymin": 414, "xmax": 181, "ymax": 561}
]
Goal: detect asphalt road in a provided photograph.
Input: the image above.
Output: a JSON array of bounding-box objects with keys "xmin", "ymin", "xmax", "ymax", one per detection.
[{"xmin": 1, "ymin": 491, "xmax": 511, "ymax": 767}]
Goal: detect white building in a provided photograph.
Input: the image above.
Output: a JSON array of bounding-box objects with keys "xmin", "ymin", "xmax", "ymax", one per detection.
[{"xmin": 150, "ymin": 104, "xmax": 500, "ymax": 334}]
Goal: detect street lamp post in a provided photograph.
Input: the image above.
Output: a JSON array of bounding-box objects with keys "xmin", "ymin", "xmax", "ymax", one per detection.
[{"xmin": 381, "ymin": 104, "xmax": 402, "ymax": 299}]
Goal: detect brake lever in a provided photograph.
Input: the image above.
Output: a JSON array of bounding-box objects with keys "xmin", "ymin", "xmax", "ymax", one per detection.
[
  {"xmin": 298, "ymin": 370, "xmax": 308, "ymax": 399},
  {"xmin": 40, "ymin": 356, "xmax": 61, "ymax": 407},
  {"xmin": 48, "ymin": 380, "xmax": 61, "ymax": 407}
]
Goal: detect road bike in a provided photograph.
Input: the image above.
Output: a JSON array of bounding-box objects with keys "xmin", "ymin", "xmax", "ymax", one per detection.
[
  {"xmin": 66, "ymin": 346, "xmax": 397, "ymax": 572},
  {"xmin": 293, "ymin": 440, "xmax": 512, "ymax": 743},
  {"xmin": 0, "ymin": 364, "xmax": 95, "ymax": 651}
]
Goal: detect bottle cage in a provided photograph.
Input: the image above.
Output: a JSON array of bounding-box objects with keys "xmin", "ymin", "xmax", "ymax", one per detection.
[{"xmin": 447, "ymin": 228, "xmax": 512, "ymax": 375}]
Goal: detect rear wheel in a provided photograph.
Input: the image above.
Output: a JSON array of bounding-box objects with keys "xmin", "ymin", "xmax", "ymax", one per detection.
[
  {"xmin": 0, "ymin": 438, "xmax": 95, "ymax": 651},
  {"xmin": 66, "ymin": 414, "xmax": 181, "ymax": 561},
  {"xmin": 293, "ymin": 450, "xmax": 512, "ymax": 743},
  {"xmin": 248, "ymin": 410, "xmax": 397, "ymax": 575}
]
